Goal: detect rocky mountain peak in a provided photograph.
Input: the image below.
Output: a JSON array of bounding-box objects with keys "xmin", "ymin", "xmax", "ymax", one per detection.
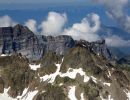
[
  {"xmin": 75, "ymin": 39, "xmax": 112, "ymax": 60},
  {"xmin": 0, "ymin": 24, "xmax": 112, "ymax": 61},
  {"xmin": 0, "ymin": 25, "xmax": 130, "ymax": 100},
  {"xmin": 13, "ymin": 24, "xmax": 33, "ymax": 36}
]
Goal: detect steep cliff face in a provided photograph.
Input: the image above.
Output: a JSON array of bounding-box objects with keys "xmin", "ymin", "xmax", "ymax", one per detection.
[
  {"xmin": 0, "ymin": 24, "xmax": 112, "ymax": 61},
  {"xmin": 75, "ymin": 39, "xmax": 112, "ymax": 60},
  {"xmin": 0, "ymin": 25, "xmax": 75, "ymax": 60},
  {"xmin": 39, "ymin": 35, "xmax": 75, "ymax": 58},
  {"xmin": 0, "ymin": 24, "xmax": 39, "ymax": 60}
]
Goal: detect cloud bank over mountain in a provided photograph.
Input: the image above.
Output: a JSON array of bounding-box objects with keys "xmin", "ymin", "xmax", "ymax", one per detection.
[
  {"xmin": 0, "ymin": 15, "xmax": 17, "ymax": 27},
  {"xmin": 39, "ymin": 12, "xmax": 67, "ymax": 36},
  {"xmin": 63, "ymin": 13, "xmax": 101, "ymax": 42},
  {"xmin": 93, "ymin": 0, "xmax": 130, "ymax": 32},
  {"xmin": 25, "ymin": 19, "xmax": 37, "ymax": 33},
  {"xmin": 0, "ymin": 11, "xmax": 130, "ymax": 47},
  {"xmin": 105, "ymin": 35, "xmax": 130, "ymax": 47}
]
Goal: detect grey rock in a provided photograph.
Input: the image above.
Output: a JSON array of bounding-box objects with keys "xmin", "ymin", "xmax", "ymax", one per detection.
[
  {"xmin": 0, "ymin": 25, "xmax": 75, "ymax": 60},
  {"xmin": 0, "ymin": 24, "xmax": 112, "ymax": 60},
  {"xmin": 75, "ymin": 39, "xmax": 112, "ymax": 60}
]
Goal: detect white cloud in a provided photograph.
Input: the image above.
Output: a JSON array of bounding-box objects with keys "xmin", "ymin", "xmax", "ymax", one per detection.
[
  {"xmin": 105, "ymin": 35, "xmax": 130, "ymax": 47},
  {"xmin": 63, "ymin": 13, "xmax": 101, "ymax": 42},
  {"xmin": 0, "ymin": 15, "xmax": 17, "ymax": 27},
  {"xmin": 93, "ymin": 0, "xmax": 130, "ymax": 32},
  {"xmin": 25, "ymin": 19, "xmax": 37, "ymax": 33},
  {"xmin": 39, "ymin": 12, "xmax": 67, "ymax": 35},
  {"xmin": 1, "ymin": 13, "xmax": 130, "ymax": 48}
]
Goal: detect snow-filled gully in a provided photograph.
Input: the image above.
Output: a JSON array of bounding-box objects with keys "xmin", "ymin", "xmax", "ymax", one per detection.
[{"xmin": 40, "ymin": 58, "xmax": 111, "ymax": 88}]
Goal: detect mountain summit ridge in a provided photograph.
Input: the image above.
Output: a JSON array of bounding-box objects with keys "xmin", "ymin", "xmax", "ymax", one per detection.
[
  {"xmin": 0, "ymin": 24, "xmax": 112, "ymax": 61},
  {"xmin": 0, "ymin": 24, "xmax": 130, "ymax": 100}
]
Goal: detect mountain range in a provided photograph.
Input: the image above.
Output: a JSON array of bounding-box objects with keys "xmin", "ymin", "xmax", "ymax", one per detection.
[
  {"xmin": 0, "ymin": 24, "xmax": 130, "ymax": 100},
  {"xmin": 0, "ymin": 24, "xmax": 113, "ymax": 61}
]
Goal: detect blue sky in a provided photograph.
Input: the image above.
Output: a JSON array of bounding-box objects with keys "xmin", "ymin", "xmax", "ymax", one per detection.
[
  {"xmin": 0, "ymin": 0, "xmax": 130, "ymax": 52},
  {"xmin": 0, "ymin": 0, "xmax": 94, "ymax": 10},
  {"xmin": 0, "ymin": 0, "xmax": 91, "ymax": 4},
  {"xmin": 0, "ymin": 0, "xmax": 86, "ymax": 3}
]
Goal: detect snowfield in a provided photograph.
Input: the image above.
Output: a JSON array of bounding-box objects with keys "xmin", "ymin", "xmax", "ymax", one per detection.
[
  {"xmin": 59, "ymin": 68, "xmax": 90, "ymax": 82},
  {"xmin": 40, "ymin": 58, "xmax": 90, "ymax": 83},
  {"xmin": 40, "ymin": 57, "xmax": 111, "ymax": 88},
  {"xmin": 40, "ymin": 58, "xmax": 64, "ymax": 83}
]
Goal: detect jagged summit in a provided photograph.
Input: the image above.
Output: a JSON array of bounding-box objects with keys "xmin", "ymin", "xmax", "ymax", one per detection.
[
  {"xmin": 0, "ymin": 24, "xmax": 112, "ymax": 60},
  {"xmin": 75, "ymin": 39, "xmax": 112, "ymax": 60},
  {"xmin": 13, "ymin": 24, "xmax": 33, "ymax": 36}
]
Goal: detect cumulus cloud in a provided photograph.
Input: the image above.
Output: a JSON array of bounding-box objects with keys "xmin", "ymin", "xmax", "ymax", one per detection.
[
  {"xmin": 63, "ymin": 13, "xmax": 101, "ymax": 42},
  {"xmin": 39, "ymin": 12, "xmax": 67, "ymax": 35},
  {"xmin": 0, "ymin": 15, "xmax": 17, "ymax": 27},
  {"xmin": 93, "ymin": 0, "xmax": 130, "ymax": 32},
  {"xmin": 25, "ymin": 19, "xmax": 37, "ymax": 33},
  {"xmin": 105, "ymin": 35, "xmax": 130, "ymax": 47},
  {"xmin": 1, "ymin": 12, "xmax": 130, "ymax": 48}
]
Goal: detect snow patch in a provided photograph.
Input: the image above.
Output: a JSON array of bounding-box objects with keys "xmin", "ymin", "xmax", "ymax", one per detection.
[
  {"xmin": 80, "ymin": 93, "xmax": 85, "ymax": 100},
  {"xmin": 107, "ymin": 70, "xmax": 111, "ymax": 78},
  {"xmin": 29, "ymin": 64, "xmax": 41, "ymax": 70},
  {"xmin": 91, "ymin": 76, "xmax": 97, "ymax": 83},
  {"xmin": 108, "ymin": 95, "xmax": 114, "ymax": 100},
  {"xmin": 21, "ymin": 90, "xmax": 38, "ymax": 100},
  {"xmin": 82, "ymin": 44, "xmax": 86, "ymax": 47},
  {"xmin": 40, "ymin": 62, "xmax": 91, "ymax": 83},
  {"xmin": 39, "ymin": 57, "xmax": 102, "ymax": 84},
  {"xmin": 1, "ymin": 54, "xmax": 7, "ymax": 57},
  {"xmin": 40, "ymin": 58, "xmax": 64, "ymax": 83},
  {"xmin": 60, "ymin": 68, "xmax": 90, "ymax": 82},
  {"xmin": 68, "ymin": 86, "xmax": 77, "ymax": 100},
  {"xmin": 0, "ymin": 87, "xmax": 38, "ymax": 100},
  {"xmin": 103, "ymin": 82, "xmax": 111, "ymax": 87},
  {"xmin": 40, "ymin": 63, "xmax": 61, "ymax": 83},
  {"xmin": 100, "ymin": 95, "xmax": 113, "ymax": 100},
  {"xmin": 97, "ymin": 53, "xmax": 100, "ymax": 56},
  {"xmin": 0, "ymin": 88, "xmax": 16, "ymax": 100},
  {"xmin": 59, "ymin": 83, "xmax": 63, "ymax": 86},
  {"xmin": 124, "ymin": 89, "xmax": 130, "ymax": 100},
  {"xmin": 17, "ymin": 88, "xmax": 28, "ymax": 99}
]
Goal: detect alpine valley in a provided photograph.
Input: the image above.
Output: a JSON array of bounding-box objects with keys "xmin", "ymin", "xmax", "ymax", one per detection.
[{"xmin": 0, "ymin": 24, "xmax": 130, "ymax": 100}]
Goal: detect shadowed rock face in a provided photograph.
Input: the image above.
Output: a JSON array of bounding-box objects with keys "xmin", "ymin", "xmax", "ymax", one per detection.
[
  {"xmin": 75, "ymin": 39, "xmax": 112, "ymax": 60},
  {"xmin": 0, "ymin": 24, "xmax": 112, "ymax": 61},
  {"xmin": 40, "ymin": 35, "xmax": 76, "ymax": 57},
  {"xmin": 0, "ymin": 25, "xmax": 75, "ymax": 60},
  {"xmin": 0, "ymin": 24, "xmax": 39, "ymax": 60}
]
